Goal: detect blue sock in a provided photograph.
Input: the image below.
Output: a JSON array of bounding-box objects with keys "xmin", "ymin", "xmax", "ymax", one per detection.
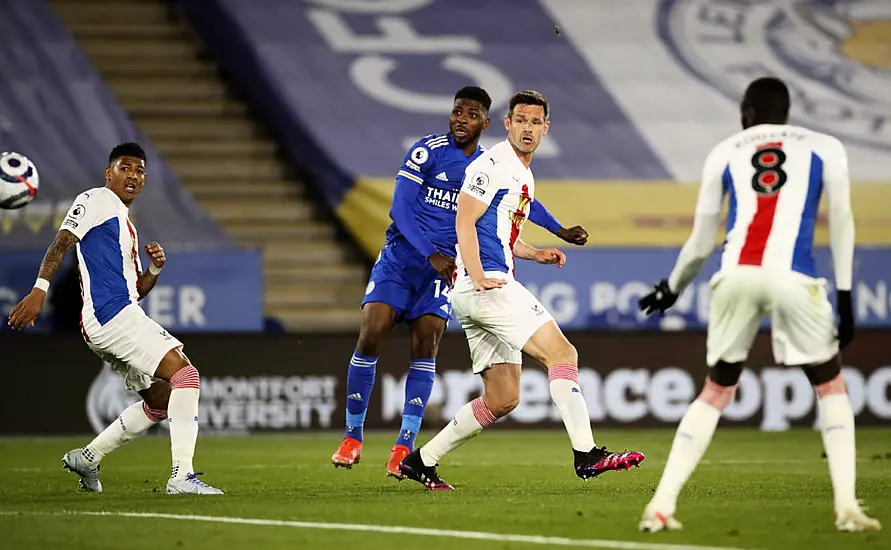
[
  {"xmin": 344, "ymin": 350, "xmax": 377, "ymax": 442},
  {"xmin": 395, "ymin": 358, "xmax": 436, "ymax": 450}
]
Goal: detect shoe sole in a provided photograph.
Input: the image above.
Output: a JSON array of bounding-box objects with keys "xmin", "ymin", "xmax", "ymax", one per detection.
[
  {"xmin": 579, "ymin": 457, "xmax": 645, "ymax": 480},
  {"xmin": 166, "ymin": 488, "xmax": 225, "ymax": 495},
  {"xmin": 397, "ymin": 464, "xmax": 455, "ymax": 491},
  {"xmin": 386, "ymin": 468, "xmax": 405, "ymax": 480},
  {"xmin": 332, "ymin": 456, "xmax": 360, "ymax": 469}
]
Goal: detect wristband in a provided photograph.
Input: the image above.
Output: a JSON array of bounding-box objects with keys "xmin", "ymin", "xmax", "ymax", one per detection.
[
  {"xmin": 34, "ymin": 278, "xmax": 50, "ymax": 292},
  {"xmin": 148, "ymin": 264, "xmax": 163, "ymax": 275}
]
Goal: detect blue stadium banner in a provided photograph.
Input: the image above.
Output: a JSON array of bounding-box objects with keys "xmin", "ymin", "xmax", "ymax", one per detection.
[
  {"xmin": 0, "ymin": 0, "xmax": 230, "ymax": 250},
  {"xmin": 448, "ymin": 247, "xmax": 891, "ymax": 331},
  {"xmin": 0, "ymin": 249, "xmax": 263, "ymax": 333}
]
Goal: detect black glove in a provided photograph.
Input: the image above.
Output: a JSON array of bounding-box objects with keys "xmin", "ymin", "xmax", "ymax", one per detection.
[
  {"xmin": 638, "ymin": 279, "xmax": 678, "ymax": 316},
  {"xmin": 836, "ymin": 290, "xmax": 854, "ymax": 350}
]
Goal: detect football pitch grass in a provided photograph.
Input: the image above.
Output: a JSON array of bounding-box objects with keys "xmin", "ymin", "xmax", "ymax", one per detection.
[{"xmin": 1, "ymin": 429, "xmax": 888, "ymax": 550}]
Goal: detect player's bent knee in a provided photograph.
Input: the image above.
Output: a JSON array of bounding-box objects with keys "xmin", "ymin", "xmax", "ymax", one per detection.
[
  {"xmin": 802, "ymin": 355, "xmax": 842, "ymax": 389},
  {"xmin": 699, "ymin": 377, "xmax": 737, "ymax": 411},
  {"xmin": 139, "ymin": 381, "xmax": 171, "ymax": 411},
  {"xmin": 708, "ymin": 360, "xmax": 743, "ymax": 387},
  {"xmin": 812, "ymin": 370, "xmax": 846, "ymax": 399},
  {"xmin": 486, "ymin": 394, "xmax": 519, "ymax": 418},
  {"xmin": 540, "ymin": 339, "xmax": 578, "ymax": 369},
  {"xmin": 142, "ymin": 401, "xmax": 168, "ymax": 422},
  {"xmin": 356, "ymin": 319, "xmax": 392, "ymax": 356},
  {"xmin": 556, "ymin": 343, "xmax": 579, "ymax": 367},
  {"xmin": 170, "ymin": 364, "xmax": 201, "ymax": 391},
  {"xmin": 410, "ymin": 329, "xmax": 442, "ymax": 359}
]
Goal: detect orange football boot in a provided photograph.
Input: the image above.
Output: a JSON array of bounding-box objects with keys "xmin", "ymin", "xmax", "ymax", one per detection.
[
  {"xmin": 386, "ymin": 445, "xmax": 410, "ymax": 479},
  {"xmin": 331, "ymin": 437, "xmax": 362, "ymax": 469}
]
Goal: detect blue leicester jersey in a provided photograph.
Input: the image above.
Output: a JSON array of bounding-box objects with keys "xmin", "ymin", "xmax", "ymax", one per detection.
[{"xmin": 386, "ymin": 132, "xmax": 484, "ymax": 259}]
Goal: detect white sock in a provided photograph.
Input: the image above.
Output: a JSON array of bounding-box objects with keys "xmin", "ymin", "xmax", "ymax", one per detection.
[
  {"xmin": 420, "ymin": 397, "xmax": 496, "ymax": 467},
  {"xmin": 83, "ymin": 401, "xmax": 161, "ymax": 464},
  {"xmin": 168, "ymin": 366, "xmax": 201, "ymax": 479},
  {"xmin": 819, "ymin": 393, "xmax": 858, "ymax": 511},
  {"xmin": 649, "ymin": 400, "xmax": 721, "ymax": 515},
  {"xmin": 548, "ymin": 364, "xmax": 595, "ymax": 452}
]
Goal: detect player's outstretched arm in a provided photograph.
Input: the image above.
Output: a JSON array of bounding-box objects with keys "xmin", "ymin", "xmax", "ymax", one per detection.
[
  {"xmin": 640, "ymin": 147, "xmax": 723, "ymax": 316},
  {"xmin": 456, "ymin": 192, "xmax": 504, "ymax": 291},
  {"xmin": 513, "ymin": 238, "xmax": 566, "ymax": 268},
  {"xmin": 667, "ymin": 213, "xmax": 721, "ymax": 292},
  {"xmin": 528, "ymin": 200, "xmax": 588, "ymax": 245},
  {"xmin": 7, "ymin": 229, "xmax": 79, "ymax": 330},
  {"xmin": 136, "ymin": 242, "xmax": 166, "ymax": 299}
]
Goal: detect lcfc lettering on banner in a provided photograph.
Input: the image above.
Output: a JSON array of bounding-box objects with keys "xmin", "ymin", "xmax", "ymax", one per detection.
[{"xmin": 425, "ymin": 187, "xmax": 459, "ymax": 211}]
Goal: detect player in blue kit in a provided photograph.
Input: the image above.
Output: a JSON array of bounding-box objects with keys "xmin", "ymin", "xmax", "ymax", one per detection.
[{"xmin": 331, "ymin": 86, "xmax": 589, "ymax": 478}]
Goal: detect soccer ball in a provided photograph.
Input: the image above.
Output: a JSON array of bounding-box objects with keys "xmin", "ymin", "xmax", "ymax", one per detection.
[{"xmin": 0, "ymin": 152, "xmax": 40, "ymax": 209}]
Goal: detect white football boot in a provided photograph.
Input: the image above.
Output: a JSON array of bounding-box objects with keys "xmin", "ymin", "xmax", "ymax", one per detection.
[
  {"xmin": 836, "ymin": 503, "xmax": 882, "ymax": 532},
  {"xmin": 166, "ymin": 472, "xmax": 224, "ymax": 495},
  {"xmin": 62, "ymin": 449, "xmax": 102, "ymax": 493},
  {"xmin": 639, "ymin": 502, "xmax": 683, "ymax": 532}
]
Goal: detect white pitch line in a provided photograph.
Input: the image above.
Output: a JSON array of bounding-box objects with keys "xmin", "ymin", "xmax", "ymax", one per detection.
[{"xmin": 0, "ymin": 510, "xmax": 758, "ymax": 550}]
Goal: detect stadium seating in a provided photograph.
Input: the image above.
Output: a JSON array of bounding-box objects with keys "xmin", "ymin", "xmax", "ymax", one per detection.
[
  {"xmin": 48, "ymin": 0, "xmax": 369, "ymax": 331},
  {"xmin": 0, "ymin": 0, "xmax": 229, "ymax": 250},
  {"xmin": 0, "ymin": 0, "xmax": 262, "ymax": 332}
]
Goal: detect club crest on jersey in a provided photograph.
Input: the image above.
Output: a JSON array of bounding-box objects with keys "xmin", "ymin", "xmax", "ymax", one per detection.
[
  {"xmin": 660, "ymin": 0, "xmax": 891, "ymax": 150},
  {"xmin": 510, "ymin": 184, "xmax": 532, "ymax": 228},
  {"xmin": 410, "ymin": 146, "xmax": 430, "ymax": 165}
]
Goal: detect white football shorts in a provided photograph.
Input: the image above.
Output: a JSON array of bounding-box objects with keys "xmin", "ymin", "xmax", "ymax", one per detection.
[
  {"xmin": 706, "ymin": 266, "xmax": 838, "ymax": 367},
  {"xmin": 83, "ymin": 304, "xmax": 183, "ymax": 392},
  {"xmin": 451, "ymin": 272, "xmax": 554, "ymax": 374}
]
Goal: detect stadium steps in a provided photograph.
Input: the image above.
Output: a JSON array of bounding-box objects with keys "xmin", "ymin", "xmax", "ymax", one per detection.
[{"xmin": 50, "ymin": 0, "xmax": 366, "ymax": 333}]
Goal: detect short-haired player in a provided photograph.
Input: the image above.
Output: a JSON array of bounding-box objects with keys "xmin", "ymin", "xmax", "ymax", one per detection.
[
  {"xmin": 398, "ymin": 90, "xmax": 645, "ymax": 490},
  {"xmin": 331, "ymin": 86, "xmax": 589, "ymax": 478},
  {"xmin": 8, "ymin": 142, "xmax": 223, "ymax": 495},
  {"xmin": 637, "ymin": 77, "xmax": 880, "ymax": 532}
]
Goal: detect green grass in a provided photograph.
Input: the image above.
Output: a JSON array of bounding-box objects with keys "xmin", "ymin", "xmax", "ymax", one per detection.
[{"xmin": 1, "ymin": 429, "xmax": 889, "ymax": 550}]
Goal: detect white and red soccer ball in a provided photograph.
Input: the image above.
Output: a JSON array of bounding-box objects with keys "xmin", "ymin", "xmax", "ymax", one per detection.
[{"xmin": 0, "ymin": 152, "xmax": 39, "ymax": 209}]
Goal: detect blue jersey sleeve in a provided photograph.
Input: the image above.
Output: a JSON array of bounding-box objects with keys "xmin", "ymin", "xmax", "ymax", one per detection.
[
  {"xmin": 389, "ymin": 139, "xmax": 439, "ymax": 259},
  {"xmin": 528, "ymin": 200, "xmax": 563, "ymax": 235}
]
